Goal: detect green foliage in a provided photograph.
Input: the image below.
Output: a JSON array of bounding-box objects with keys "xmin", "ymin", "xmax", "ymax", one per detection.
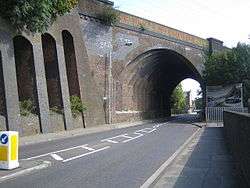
[
  {"xmin": 139, "ymin": 24, "xmax": 146, "ymax": 31},
  {"xmin": 97, "ymin": 7, "xmax": 120, "ymax": 26},
  {"xmin": 20, "ymin": 99, "xmax": 35, "ymax": 116},
  {"xmin": 194, "ymin": 97, "xmax": 203, "ymax": 110},
  {"xmin": 0, "ymin": 0, "xmax": 78, "ymax": 33},
  {"xmin": 203, "ymin": 43, "xmax": 250, "ymax": 106},
  {"xmin": 170, "ymin": 84, "xmax": 187, "ymax": 114},
  {"xmin": 203, "ymin": 50, "xmax": 238, "ymax": 86},
  {"xmin": 70, "ymin": 95, "xmax": 87, "ymax": 118},
  {"xmin": 50, "ymin": 106, "xmax": 63, "ymax": 115}
]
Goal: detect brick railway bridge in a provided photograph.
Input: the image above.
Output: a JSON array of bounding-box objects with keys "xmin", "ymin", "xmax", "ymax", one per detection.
[{"xmin": 0, "ymin": 0, "xmax": 226, "ymax": 136}]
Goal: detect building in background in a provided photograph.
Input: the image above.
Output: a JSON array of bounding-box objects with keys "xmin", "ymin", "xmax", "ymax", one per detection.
[{"xmin": 184, "ymin": 91, "xmax": 195, "ymax": 113}]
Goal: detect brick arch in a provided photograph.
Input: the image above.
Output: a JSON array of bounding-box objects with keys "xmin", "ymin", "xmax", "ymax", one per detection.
[
  {"xmin": 41, "ymin": 33, "xmax": 65, "ymax": 120},
  {"xmin": 62, "ymin": 30, "xmax": 85, "ymax": 128},
  {"xmin": 13, "ymin": 36, "xmax": 38, "ymax": 103},
  {"xmin": 62, "ymin": 30, "xmax": 81, "ymax": 97},
  {"xmin": 114, "ymin": 48, "xmax": 204, "ymax": 119},
  {"xmin": 122, "ymin": 48, "xmax": 202, "ymax": 83}
]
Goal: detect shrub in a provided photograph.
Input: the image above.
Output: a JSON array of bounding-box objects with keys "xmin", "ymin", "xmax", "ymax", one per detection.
[
  {"xmin": 97, "ymin": 7, "xmax": 120, "ymax": 26},
  {"xmin": 70, "ymin": 95, "xmax": 87, "ymax": 117},
  {"xmin": 20, "ymin": 99, "xmax": 35, "ymax": 116}
]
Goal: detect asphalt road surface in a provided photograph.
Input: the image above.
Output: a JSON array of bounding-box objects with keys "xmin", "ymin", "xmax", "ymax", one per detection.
[{"xmin": 1, "ymin": 115, "xmax": 199, "ymax": 188}]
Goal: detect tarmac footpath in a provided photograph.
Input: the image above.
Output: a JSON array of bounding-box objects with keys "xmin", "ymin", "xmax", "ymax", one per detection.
[{"xmin": 151, "ymin": 125, "xmax": 238, "ymax": 188}]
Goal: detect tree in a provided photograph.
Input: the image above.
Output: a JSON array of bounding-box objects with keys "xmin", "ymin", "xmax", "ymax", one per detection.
[
  {"xmin": 194, "ymin": 97, "xmax": 203, "ymax": 110},
  {"xmin": 0, "ymin": 0, "xmax": 78, "ymax": 33},
  {"xmin": 170, "ymin": 84, "xmax": 187, "ymax": 114},
  {"xmin": 203, "ymin": 43, "xmax": 250, "ymax": 106}
]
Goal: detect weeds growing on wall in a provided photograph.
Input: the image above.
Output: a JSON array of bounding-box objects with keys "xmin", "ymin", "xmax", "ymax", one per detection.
[
  {"xmin": 50, "ymin": 106, "xmax": 63, "ymax": 115},
  {"xmin": 20, "ymin": 99, "xmax": 36, "ymax": 116},
  {"xmin": 97, "ymin": 7, "xmax": 120, "ymax": 26},
  {"xmin": 139, "ymin": 24, "xmax": 146, "ymax": 31},
  {"xmin": 70, "ymin": 95, "xmax": 87, "ymax": 118}
]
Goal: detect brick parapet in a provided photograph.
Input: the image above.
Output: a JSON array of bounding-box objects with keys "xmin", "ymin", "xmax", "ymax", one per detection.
[
  {"xmin": 118, "ymin": 11, "xmax": 208, "ymax": 48},
  {"xmin": 78, "ymin": 0, "xmax": 208, "ymax": 48}
]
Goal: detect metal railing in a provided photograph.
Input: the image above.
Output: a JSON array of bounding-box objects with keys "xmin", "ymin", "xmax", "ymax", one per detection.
[{"xmin": 206, "ymin": 107, "xmax": 248, "ymax": 122}]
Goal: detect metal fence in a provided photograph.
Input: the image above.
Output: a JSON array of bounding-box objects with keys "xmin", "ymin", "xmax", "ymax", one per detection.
[{"xmin": 205, "ymin": 107, "xmax": 248, "ymax": 122}]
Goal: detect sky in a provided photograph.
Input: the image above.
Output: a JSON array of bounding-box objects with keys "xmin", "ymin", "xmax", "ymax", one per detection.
[
  {"xmin": 113, "ymin": 0, "xmax": 250, "ymax": 99},
  {"xmin": 113, "ymin": 0, "xmax": 250, "ymax": 47}
]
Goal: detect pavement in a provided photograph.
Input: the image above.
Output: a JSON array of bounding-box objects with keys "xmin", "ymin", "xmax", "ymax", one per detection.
[
  {"xmin": 152, "ymin": 125, "xmax": 237, "ymax": 188},
  {"xmin": 0, "ymin": 115, "xmax": 200, "ymax": 188}
]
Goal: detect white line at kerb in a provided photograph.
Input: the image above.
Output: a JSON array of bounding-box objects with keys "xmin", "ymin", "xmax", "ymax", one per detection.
[{"xmin": 62, "ymin": 146, "xmax": 111, "ymax": 163}]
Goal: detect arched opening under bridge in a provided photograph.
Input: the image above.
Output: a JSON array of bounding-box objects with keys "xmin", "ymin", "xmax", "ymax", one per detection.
[{"xmin": 118, "ymin": 49, "xmax": 204, "ymax": 120}]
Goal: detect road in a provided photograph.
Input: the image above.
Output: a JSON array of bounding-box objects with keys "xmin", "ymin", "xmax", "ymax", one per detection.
[{"xmin": 1, "ymin": 115, "xmax": 200, "ymax": 188}]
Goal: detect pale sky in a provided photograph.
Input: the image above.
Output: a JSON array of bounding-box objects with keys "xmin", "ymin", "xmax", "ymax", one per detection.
[
  {"xmin": 113, "ymin": 0, "xmax": 250, "ymax": 99},
  {"xmin": 181, "ymin": 79, "xmax": 201, "ymax": 100},
  {"xmin": 113, "ymin": 0, "xmax": 250, "ymax": 47}
]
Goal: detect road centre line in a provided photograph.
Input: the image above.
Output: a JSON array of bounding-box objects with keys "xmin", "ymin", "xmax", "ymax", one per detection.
[
  {"xmin": 62, "ymin": 146, "xmax": 111, "ymax": 163},
  {"xmin": 23, "ymin": 144, "xmax": 88, "ymax": 160}
]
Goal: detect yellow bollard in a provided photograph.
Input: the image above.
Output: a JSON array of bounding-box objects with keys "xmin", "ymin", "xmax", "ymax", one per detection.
[{"xmin": 0, "ymin": 131, "xmax": 19, "ymax": 170}]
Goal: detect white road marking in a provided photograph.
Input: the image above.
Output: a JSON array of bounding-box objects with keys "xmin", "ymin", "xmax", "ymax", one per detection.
[
  {"xmin": 50, "ymin": 154, "xmax": 64, "ymax": 161},
  {"xmin": 23, "ymin": 144, "xmax": 88, "ymax": 160},
  {"xmin": 23, "ymin": 124, "xmax": 163, "ymax": 162},
  {"xmin": 62, "ymin": 146, "xmax": 111, "ymax": 163},
  {"xmin": 122, "ymin": 132, "xmax": 144, "ymax": 143},
  {"xmin": 0, "ymin": 161, "xmax": 51, "ymax": 183},
  {"xmin": 137, "ymin": 128, "xmax": 156, "ymax": 133},
  {"xmin": 121, "ymin": 134, "xmax": 133, "ymax": 139},
  {"xmin": 81, "ymin": 146, "xmax": 96, "ymax": 151},
  {"xmin": 101, "ymin": 134, "xmax": 132, "ymax": 144},
  {"xmin": 102, "ymin": 139, "xmax": 119, "ymax": 144}
]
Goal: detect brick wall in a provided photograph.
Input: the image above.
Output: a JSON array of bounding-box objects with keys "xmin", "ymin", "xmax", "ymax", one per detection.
[
  {"xmin": 119, "ymin": 11, "xmax": 208, "ymax": 47},
  {"xmin": 224, "ymin": 111, "xmax": 250, "ymax": 187},
  {"xmin": 78, "ymin": 0, "xmax": 208, "ymax": 48}
]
